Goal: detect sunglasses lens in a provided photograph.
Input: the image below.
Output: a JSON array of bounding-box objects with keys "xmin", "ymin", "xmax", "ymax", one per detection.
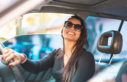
[
  {"xmin": 65, "ymin": 21, "xmax": 73, "ymax": 28},
  {"xmin": 74, "ymin": 24, "xmax": 82, "ymax": 31}
]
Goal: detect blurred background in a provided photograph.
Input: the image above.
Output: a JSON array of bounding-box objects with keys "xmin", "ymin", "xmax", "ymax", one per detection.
[{"xmin": 0, "ymin": 13, "xmax": 127, "ymax": 62}]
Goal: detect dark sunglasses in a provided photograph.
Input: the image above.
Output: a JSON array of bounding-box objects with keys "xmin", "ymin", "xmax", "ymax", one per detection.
[{"xmin": 64, "ymin": 21, "xmax": 82, "ymax": 32}]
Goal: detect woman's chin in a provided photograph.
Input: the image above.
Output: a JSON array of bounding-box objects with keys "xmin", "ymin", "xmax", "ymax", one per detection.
[{"xmin": 65, "ymin": 37, "xmax": 77, "ymax": 41}]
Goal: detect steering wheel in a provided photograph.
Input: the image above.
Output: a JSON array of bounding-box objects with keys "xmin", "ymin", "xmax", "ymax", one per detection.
[{"xmin": 0, "ymin": 43, "xmax": 24, "ymax": 82}]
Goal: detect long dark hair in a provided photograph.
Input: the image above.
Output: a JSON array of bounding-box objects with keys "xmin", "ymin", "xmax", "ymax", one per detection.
[{"xmin": 62, "ymin": 15, "xmax": 88, "ymax": 82}]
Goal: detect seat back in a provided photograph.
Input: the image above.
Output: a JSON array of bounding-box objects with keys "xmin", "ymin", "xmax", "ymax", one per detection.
[{"xmin": 95, "ymin": 62, "xmax": 109, "ymax": 74}]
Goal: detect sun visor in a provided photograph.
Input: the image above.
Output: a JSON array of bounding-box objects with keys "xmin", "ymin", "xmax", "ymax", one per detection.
[{"xmin": 97, "ymin": 30, "xmax": 123, "ymax": 54}]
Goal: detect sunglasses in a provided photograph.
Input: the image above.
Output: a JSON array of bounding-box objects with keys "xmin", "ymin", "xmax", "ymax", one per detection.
[{"xmin": 64, "ymin": 21, "xmax": 82, "ymax": 32}]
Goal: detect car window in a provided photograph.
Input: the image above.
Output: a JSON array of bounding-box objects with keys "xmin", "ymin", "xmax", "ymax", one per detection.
[
  {"xmin": 1, "ymin": 13, "xmax": 127, "ymax": 62},
  {"xmin": 86, "ymin": 16, "xmax": 127, "ymax": 62},
  {"xmin": 0, "ymin": 13, "xmax": 72, "ymax": 41},
  {"xmin": 1, "ymin": 13, "xmax": 72, "ymax": 60},
  {"xmin": 3, "ymin": 34, "xmax": 63, "ymax": 60}
]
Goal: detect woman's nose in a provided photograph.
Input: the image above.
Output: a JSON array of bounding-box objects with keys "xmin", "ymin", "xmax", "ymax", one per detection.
[{"xmin": 70, "ymin": 25, "xmax": 75, "ymax": 30}]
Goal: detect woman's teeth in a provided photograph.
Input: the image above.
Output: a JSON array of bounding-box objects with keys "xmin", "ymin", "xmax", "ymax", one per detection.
[{"xmin": 68, "ymin": 32, "xmax": 75, "ymax": 35}]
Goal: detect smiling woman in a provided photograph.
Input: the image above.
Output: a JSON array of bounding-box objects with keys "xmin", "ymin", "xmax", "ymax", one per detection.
[{"xmin": 60, "ymin": 15, "xmax": 95, "ymax": 82}]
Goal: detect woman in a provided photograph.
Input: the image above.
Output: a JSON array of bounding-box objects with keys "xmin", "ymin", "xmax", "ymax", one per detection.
[{"xmin": 2, "ymin": 15, "xmax": 95, "ymax": 82}]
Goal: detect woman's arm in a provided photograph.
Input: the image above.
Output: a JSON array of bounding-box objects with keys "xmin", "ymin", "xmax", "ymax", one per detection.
[
  {"xmin": 71, "ymin": 52, "xmax": 95, "ymax": 82},
  {"xmin": 2, "ymin": 48, "xmax": 58, "ymax": 74},
  {"xmin": 21, "ymin": 49, "xmax": 58, "ymax": 74}
]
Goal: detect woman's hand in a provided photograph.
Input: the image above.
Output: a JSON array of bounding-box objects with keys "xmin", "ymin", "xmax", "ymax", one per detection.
[{"xmin": 2, "ymin": 48, "xmax": 27, "ymax": 66}]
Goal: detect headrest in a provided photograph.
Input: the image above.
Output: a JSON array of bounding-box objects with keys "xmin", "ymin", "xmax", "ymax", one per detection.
[{"xmin": 97, "ymin": 30, "xmax": 123, "ymax": 54}]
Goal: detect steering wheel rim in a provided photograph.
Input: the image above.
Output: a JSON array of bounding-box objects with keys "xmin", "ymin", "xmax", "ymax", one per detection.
[
  {"xmin": 0, "ymin": 42, "xmax": 24, "ymax": 82},
  {"xmin": 0, "ymin": 55, "xmax": 24, "ymax": 82}
]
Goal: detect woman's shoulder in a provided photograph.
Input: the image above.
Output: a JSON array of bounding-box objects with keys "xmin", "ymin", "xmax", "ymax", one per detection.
[
  {"xmin": 81, "ymin": 49, "xmax": 94, "ymax": 58},
  {"xmin": 79, "ymin": 49, "xmax": 95, "ymax": 64},
  {"xmin": 51, "ymin": 48, "xmax": 63, "ymax": 57},
  {"xmin": 51, "ymin": 48, "xmax": 61, "ymax": 54}
]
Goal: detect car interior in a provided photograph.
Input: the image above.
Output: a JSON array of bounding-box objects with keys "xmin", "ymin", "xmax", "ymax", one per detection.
[{"xmin": 0, "ymin": 0, "xmax": 127, "ymax": 82}]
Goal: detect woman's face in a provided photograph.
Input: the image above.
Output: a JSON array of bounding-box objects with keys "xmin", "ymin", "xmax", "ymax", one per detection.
[{"xmin": 62, "ymin": 18, "xmax": 82, "ymax": 42}]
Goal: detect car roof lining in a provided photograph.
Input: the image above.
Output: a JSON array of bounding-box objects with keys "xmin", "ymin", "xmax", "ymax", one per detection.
[
  {"xmin": 0, "ymin": 0, "xmax": 127, "ymax": 27},
  {"xmin": 38, "ymin": 6, "xmax": 127, "ymax": 21},
  {"xmin": 35, "ymin": 0, "xmax": 127, "ymax": 21}
]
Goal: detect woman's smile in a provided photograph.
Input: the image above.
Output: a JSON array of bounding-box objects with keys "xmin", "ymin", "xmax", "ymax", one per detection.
[{"xmin": 67, "ymin": 31, "xmax": 75, "ymax": 36}]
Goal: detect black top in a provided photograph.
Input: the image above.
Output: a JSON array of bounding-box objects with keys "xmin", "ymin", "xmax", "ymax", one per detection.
[{"xmin": 21, "ymin": 49, "xmax": 95, "ymax": 82}]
